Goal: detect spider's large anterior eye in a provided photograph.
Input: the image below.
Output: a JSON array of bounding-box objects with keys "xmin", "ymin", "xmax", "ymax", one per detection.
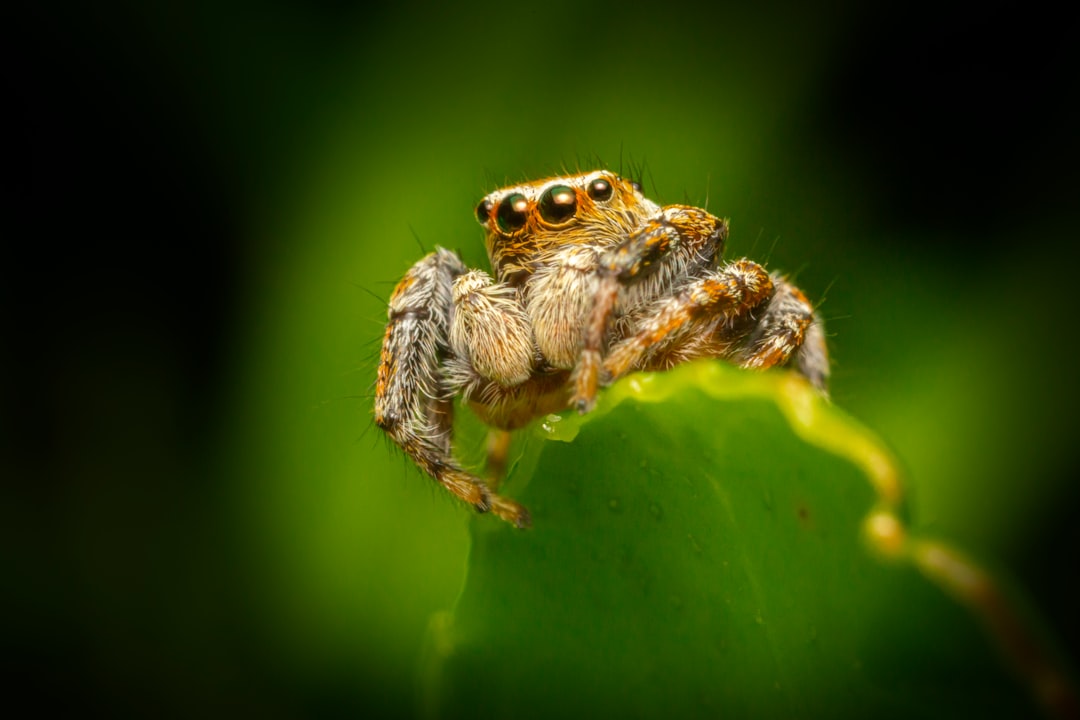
[
  {"xmin": 496, "ymin": 193, "xmax": 529, "ymax": 233},
  {"xmin": 475, "ymin": 198, "xmax": 493, "ymax": 225},
  {"xmin": 538, "ymin": 184, "xmax": 577, "ymax": 224},
  {"xmin": 587, "ymin": 178, "xmax": 613, "ymax": 201}
]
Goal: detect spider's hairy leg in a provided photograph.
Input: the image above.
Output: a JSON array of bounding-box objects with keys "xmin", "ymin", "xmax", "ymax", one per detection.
[
  {"xmin": 374, "ymin": 248, "xmax": 530, "ymax": 528},
  {"xmin": 570, "ymin": 205, "xmax": 728, "ymax": 413},
  {"xmin": 797, "ymin": 321, "xmax": 830, "ymax": 393},
  {"xmin": 600, "ymin": 259, "xmax": 775, "ymax": 385},
  {"xmin": 484, "ymin": 429, "xmax": 513, "ymax": 490},
  {"xmin": 739, "ymin": 277, "xmax": 830, "ymax": 392}
]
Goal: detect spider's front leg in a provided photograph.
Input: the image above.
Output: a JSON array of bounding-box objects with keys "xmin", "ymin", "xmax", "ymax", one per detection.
[
  {"xmin": 570, "ymin": 205, "xmax": 729, "ymax": 412},
  {"xmin": 569, "ymin": 206, "xmax": 830, "ymax": 412},
  {"xmin": 739, "ymin": 277, "xmax": 830, "ymax": 392},
  {"xmin": 599, "ymin": 260, "xmax": 775, "ymax": 382},
  {"xmin": 375, "ymin": 248, "xmax": 530, "ymax": 528},
  {"xmin": 596, "ymin": 270, "xmax": 830, "ymax": 399}
]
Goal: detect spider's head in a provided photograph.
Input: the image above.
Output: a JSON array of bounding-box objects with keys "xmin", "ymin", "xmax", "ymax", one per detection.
[{"xmin": 475, "ymin": 170, "xmax": 659, "ymax": 282}]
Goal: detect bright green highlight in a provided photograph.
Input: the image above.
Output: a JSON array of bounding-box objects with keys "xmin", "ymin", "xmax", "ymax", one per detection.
[{"xmin": 422, "ymin": 362, "xmax": 1055, "ymax": 719}]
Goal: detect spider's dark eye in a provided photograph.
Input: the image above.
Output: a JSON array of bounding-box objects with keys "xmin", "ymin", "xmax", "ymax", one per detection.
[
  {"xmin": 587, "ymin": 178, "xmax": 613, "ymax": 201},
  {"xmin": 475, "ymin": 198, "xmax": 493, "ymax": 225},
  {"xmin": 538, "ymin": 184, "xmax": 577, "ymax": 224},
  {"xmin": 496, "ymin": 193, "xmax": 529, "ymax": 233},
  {"xmin": 631, "ymin": 180, "xmax": 642, "ymax": 193}
]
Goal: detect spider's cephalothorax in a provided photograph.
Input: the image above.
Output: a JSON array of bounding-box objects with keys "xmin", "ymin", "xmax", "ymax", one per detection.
[{"xmin": 374, "ymin": 170, "xmax": 829, "ymax": 527}]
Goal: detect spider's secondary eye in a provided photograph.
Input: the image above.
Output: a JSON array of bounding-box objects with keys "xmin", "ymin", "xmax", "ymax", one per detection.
[
  {"xmin": 475, "ymin": 198, "xmax": 493, "ymax": 225},
  {"xmin": 630, "ymin": 180, "xmax": 642, "ymax": 193},
  {"xmin": 538, "ymin": 185, "xmax": 577, "ymax": 224},
  {"xmin": 587, "ymin": 178, "xmax": 613, "ymax": 201},
  {"xmin": 496, "ymin": 193, "xmax": 529, "ymax": 233}
]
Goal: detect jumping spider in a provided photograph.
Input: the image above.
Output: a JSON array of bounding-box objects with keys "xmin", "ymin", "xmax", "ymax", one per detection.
[{"xmin": 374, "ymin": 170, "xmax": 829, "ymax": 528}]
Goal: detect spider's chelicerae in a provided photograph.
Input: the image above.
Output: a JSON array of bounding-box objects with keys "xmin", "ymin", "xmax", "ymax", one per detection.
[{"xmin": 375, "ymin": 170, "xmax": 829, "ymax": 528}]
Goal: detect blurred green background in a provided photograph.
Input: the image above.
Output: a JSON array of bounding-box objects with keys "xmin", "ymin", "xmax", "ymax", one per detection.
[{"xmin": 14, "ymin": 0, "xmax": 1076, "ymax": 716}]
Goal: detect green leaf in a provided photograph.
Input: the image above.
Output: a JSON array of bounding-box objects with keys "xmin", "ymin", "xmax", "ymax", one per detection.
[{"xmin": 420, "ymin": 361, "xmax": 1073, "ymax": 719}]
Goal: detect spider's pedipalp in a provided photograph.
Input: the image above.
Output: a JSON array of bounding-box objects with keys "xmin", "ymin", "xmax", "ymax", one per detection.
[
  {"xmin": 526, "ymin": 245, "xmax": 601, "ymax": 369},
  {"xmin": 569, "ymin": 205, "xmax": 729, "ymax": 412},
  {"xmin": 450, "ymin": 270, "xmax": 535, "ymax": 386}
]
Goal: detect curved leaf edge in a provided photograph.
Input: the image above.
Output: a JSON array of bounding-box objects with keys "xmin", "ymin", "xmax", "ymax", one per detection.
[{"xmin": 435, "ymin": 361, "xmax": 1076, "ymax": 719}]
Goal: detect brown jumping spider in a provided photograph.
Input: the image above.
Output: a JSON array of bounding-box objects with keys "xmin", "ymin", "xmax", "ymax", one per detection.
[{"xmin": 374, "ymin": 170, "xmax": 829, "ymax": 528}]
